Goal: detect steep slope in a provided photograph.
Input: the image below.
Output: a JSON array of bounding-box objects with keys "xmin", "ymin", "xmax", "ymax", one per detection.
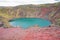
[{"xmin": 0, "ymin": 2, "xmax": 60, "ymax": 27}]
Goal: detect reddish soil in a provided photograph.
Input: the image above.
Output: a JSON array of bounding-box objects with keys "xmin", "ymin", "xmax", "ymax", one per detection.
[{"xmin": 0, "ymin": 27, "xmax": 60, "ymax": 40}]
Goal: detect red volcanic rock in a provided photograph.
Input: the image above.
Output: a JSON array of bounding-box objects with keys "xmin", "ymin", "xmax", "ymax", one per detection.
[{"xmin": 0, "ymin": 27, "xmax": 60, "ymax": 40}]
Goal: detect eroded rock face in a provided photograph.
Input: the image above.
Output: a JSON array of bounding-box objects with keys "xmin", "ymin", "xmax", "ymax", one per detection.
[
  {"xmin": 0, "ymin": 22, "xmax": 3, "ymax": 27},
  {"xmin": 0, "ymin": 3, "xmax": 60, "ymax": 28},
  {"xmin": 0, "ymin": 27, "xmax": 60, "ymax": 40}
]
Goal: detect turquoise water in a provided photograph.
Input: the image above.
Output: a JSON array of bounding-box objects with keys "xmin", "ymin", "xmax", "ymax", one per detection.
[{"xmin": 9, "ymin": 18, "xmax": 51, "ymax": 29}]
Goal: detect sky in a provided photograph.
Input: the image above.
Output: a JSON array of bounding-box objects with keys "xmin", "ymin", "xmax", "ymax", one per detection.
[{"xmin": 0, "ymin": 0, "xmax": 60, "ymax": 6}]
